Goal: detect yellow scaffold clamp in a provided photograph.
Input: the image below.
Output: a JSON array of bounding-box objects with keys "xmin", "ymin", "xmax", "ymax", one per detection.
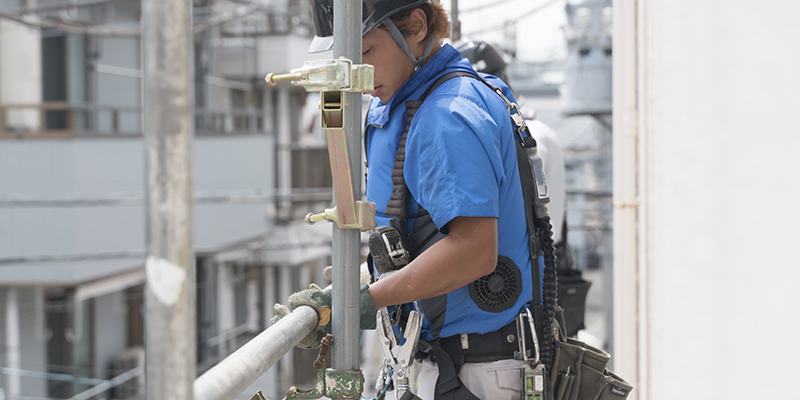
[
  {"xmin": 265, "ymin": 58, "xmax": 374, "ymax": 93},
  {"xmin": 265, "ymin": 58, "xmax": 376, "ymax": 231}
]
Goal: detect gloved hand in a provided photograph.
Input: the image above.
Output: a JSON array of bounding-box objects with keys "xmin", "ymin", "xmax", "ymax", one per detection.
[{"xmin": 271, "ymin": 283, "xmax": 377, "ymax": 349}]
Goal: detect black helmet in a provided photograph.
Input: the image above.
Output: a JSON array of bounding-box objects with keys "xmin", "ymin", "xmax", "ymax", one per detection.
[
  {"xmin": 453, "ymin": 39, "xmax": 508, "ymax": 82},
  {"xmin": 309, "ymin": 0, "xmax": 429, "ymax": 53}
]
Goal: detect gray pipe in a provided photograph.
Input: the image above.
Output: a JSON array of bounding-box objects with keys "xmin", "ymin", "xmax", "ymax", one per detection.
[
  {"xmin": 5, "ymin": 288, "xmax": 20, "ymax": 397},
  {"xmin": 331, "ymin": 0, "xmax": 363, "ymax": 395},
  {"xmin": 194, "ymin": 305, "xmax": 319, "ymax": 400}
]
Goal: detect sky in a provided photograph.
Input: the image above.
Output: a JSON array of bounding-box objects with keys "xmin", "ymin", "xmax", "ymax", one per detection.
[{"xmin": 441, "ymin": 0, "xmax": 569, "ymax": 62}]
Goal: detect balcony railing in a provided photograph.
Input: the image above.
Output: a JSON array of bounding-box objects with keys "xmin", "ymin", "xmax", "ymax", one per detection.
[{"xmin": 0, "ymin": 102, "xmax": 269, "ymax": 138}]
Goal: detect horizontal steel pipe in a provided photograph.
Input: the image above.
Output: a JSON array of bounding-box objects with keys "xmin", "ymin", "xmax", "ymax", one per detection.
[{"xmin": 194, "ymin": 306, "xmax": 319, "ymax": 400}]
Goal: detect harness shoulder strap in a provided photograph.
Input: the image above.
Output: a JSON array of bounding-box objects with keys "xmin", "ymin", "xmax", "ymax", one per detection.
[
  {"xmin": 517, "ymin": 141, "xmax": 544, "ymax": 306},
  {"xmin": 383, "ymin": 71, "xmax": 478, "ymax": 217},
  {"xmin": 384, "ymin": 101, "xmax": 421, "ymax": 217}
]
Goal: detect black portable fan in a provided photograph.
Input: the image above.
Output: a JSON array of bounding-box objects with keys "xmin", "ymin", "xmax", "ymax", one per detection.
[{"xmin": 468, "ymin": 256, "xmax": 522, "ymax": 313}]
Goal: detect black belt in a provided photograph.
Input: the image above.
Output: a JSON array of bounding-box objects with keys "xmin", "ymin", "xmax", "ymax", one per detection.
[{"xmin": 416, "ymin": 317, "xmax": 533, "ymax": 365}]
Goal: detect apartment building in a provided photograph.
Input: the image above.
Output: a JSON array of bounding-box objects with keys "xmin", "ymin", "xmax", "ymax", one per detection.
[{"xmin": 0, "ymin": 1, "xmax": 334, "ymax": 399}]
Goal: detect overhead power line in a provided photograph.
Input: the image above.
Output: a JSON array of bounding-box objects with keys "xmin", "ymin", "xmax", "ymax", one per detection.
[{"xmin": 464, "ymin": 0, "xmax": 562, "ymax": 36}]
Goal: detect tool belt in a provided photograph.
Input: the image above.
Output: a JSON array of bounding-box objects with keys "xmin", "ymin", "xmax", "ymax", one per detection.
[
  {"xmin": 415, "ymin": 318, "xmax": 533, "ymax": 365},
  {"xmin": 413, "ymin": 309, "xmax": 632, "ymax": 400}
]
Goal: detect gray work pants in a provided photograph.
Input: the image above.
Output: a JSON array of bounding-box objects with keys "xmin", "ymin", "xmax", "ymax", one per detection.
[{"xmin": 416, "ymin": 357, "xmax": 523, "ymax": 400}]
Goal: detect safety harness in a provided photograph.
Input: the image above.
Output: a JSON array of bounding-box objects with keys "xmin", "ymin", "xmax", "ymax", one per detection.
[{"xmin": 366, "ymin": 71, "xmax": 560, "ymax": 400}]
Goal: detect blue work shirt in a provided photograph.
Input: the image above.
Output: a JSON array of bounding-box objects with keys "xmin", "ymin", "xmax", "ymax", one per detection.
[{"xmin": 365, "ymin": 44, "xmax": 544, "ymax": 342}]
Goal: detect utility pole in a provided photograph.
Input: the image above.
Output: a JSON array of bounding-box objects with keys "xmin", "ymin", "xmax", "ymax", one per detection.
[
  {"xmin": 451, "ymin": 0, "xmax": 461, "ymax": 42},
  {"xmin": 330, "ymin": 0, "xmax": 363, "ymax": 394},
  {"xmin": 142, "ymin": 1, "xmax": 196, "ymax": 399}
]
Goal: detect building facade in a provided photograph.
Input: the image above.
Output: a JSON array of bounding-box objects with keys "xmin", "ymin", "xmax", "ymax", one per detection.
[{"xmin": 0, "ymin": 1, "xmax": 334, "ymax": 399}]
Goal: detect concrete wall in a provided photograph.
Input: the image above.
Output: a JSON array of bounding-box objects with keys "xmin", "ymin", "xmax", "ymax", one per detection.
[
  {"xmin": 614, "ymin": 1, "xmax": 800, "ymax": 399},
  {"xmin": 213, "ymin": 35, "xmax": 317, "ymax": 78},
  {"xmin": 0, "ymin": 134, "xmax": 275, "ymax": 285}
]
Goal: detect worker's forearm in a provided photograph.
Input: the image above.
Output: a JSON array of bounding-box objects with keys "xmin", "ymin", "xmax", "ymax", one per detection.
[{"xmin": 368, "ymin": 217, "xmax": 497, "ymax": 309}]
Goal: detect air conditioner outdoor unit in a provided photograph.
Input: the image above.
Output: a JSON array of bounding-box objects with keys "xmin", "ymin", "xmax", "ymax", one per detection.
[{"xmin": 113, "ymin": 346, "xmax": 145, "ymax": 399}]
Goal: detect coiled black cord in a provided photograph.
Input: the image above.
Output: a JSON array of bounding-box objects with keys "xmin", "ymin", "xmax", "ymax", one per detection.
[{"xmin": 536, "ymin": 216, "xmax": 559, "ymax": 372}]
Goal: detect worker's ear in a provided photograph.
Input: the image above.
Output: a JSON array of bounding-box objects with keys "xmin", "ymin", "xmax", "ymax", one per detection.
[{"xmin": 407, "ymin": 8, "xmax": 429, "ymax": 48}]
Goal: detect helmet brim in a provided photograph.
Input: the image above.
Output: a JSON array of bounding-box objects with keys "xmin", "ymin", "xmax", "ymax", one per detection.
[{"xmin": 308, "ymin": 35, "xmax": 335, "ymax": 53}]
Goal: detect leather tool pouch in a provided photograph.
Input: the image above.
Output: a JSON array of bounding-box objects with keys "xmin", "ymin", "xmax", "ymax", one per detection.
[{"xmin": 547, "ymin": 336, "xmax": 633, "ymax": 400}]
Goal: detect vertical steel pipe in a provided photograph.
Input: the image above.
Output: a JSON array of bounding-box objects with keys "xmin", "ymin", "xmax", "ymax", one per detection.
[
  {"xmin": 277, "ymin": 86, "xmax": 292, "ymax": 215},
  {"xmin": 612, "ymin": 0, "xmax": 641, "ymax": 396},
  {"xmin": 451, "ymin": 0, "xmax": 461, "ymax": 42},
  {"xmin": 4, "ymin": 288, "xmax": 21, "ymax": 397},
  {"xmin": 142, "ymin": 1, "xmax": 196, "ymax": 399},
  {"xmin": 278, "ymin": 265, "xmax": 296, "ymax": 391},
  {"xmin": 331, "ymin": 0, "xmax": 363, "ymax": 392}
]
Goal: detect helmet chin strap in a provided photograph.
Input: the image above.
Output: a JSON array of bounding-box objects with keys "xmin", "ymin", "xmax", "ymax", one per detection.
[{"xmin": 383, "ymin": 18, "xmax": 435, "ymax": 72}]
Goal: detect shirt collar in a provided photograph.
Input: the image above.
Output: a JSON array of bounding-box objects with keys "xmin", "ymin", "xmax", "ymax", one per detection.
[{"xmin": 368, "ymin": 44, "xmax": 474, "ymax": 127}]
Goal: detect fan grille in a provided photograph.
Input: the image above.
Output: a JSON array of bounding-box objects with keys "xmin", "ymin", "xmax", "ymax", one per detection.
[{"xmin": 468, "ymin": 256, "xmax": 522, "ymax": 313}]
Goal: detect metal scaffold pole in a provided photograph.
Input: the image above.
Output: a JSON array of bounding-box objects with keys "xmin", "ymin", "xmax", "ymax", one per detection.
[
  {"xmin": 4, "ymin": 288, "xmax": 21, "ymax": 397},
  {"xmin": 142, "ymin": 1, "xmax": 196, "ymax": 399},
  {"xmin": 451, "ymin": 0, "xmax": 461, "ymax": 42},
  {"xmin": 331, "ymin": 0, "xmax": 363, "ymax": 390}
]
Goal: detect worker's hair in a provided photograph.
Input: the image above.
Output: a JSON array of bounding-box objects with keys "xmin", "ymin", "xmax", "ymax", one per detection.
[{"xmin": 380, "ymin": 2, "xmax": 450, "ymax": 43}]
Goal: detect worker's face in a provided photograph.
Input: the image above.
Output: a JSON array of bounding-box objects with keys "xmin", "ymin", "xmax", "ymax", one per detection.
[{"xmin": 362, "ymin": 27, "xmax": 415, "ymax": 104}]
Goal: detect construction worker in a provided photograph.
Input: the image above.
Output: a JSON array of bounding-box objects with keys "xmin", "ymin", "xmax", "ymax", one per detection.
[{"xmin": 274, "ymin": 1, "xmax": 546, "ymax": 399}]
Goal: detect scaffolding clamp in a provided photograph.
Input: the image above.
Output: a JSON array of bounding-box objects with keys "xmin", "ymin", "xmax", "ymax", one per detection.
[
  {"xmin": 267, "ymin": 58, "xmax": 376, "ymax": 231},
  {"xmin": 265, "ymin": 58, "xmax": 374, "ymax": 93},
  {"xmin": 304, "ymin": 202, "xmax": 376, "ymax": 231},
  {"xmin": 250, "ymin": 334, "xmax": 364, "ymax": 400}
]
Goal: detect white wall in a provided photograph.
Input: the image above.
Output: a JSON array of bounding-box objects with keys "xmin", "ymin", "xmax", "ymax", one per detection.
[
  {"xmin": 0, "ymin": 135, "xmax": 275, "ymax": 285},
  {"xmin": 614, "ymin": 1, "xmax": 800, "ymax": 399}
]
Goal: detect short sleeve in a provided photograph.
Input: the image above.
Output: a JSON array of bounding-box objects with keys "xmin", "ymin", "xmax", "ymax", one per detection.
[{"xmin": 404, "ymin": 86, "xmax": 510, "ymax": 230}]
